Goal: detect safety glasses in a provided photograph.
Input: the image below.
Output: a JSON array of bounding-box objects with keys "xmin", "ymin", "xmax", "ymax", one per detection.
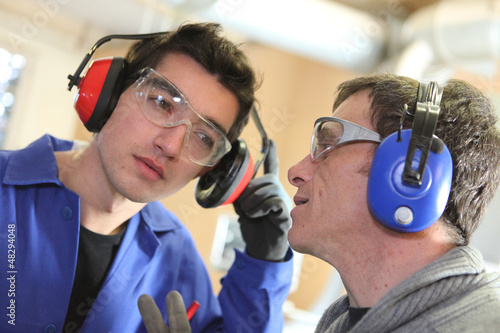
[
  {"xmin": 133, "ymin": 67, "xmax": 232, "ymax": 167},
  {"xmin": 311, "ymin": 117, "xmax": 382, "ymax": 161}
]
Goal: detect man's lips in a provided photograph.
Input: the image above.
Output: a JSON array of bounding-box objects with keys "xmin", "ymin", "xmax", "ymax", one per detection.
[
  {"xmin": 293, "ymin": 195, "xmax": 309, "ymax": 206},
  {"xmin": 135, "ymin": 156, "xmax": 165, "ymax": 179}
]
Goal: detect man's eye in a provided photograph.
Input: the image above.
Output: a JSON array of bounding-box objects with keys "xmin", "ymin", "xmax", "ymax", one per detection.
[
  {"xmin": 318, "ymin": 143, "xmax": 332, "ymax": 151},
  {"xmin": 312, "ymin": 142, "xmax": 334, "ymax": 160},
  {"xmin": 316, "ymin": 142, "xmax": 333, "ymax": 155},
  {"xmin": 194, "ymin": 131, "xmax": 215, "ymax": 149},
  {"xmin": 150, "ymin": 95, "xmax": 173, "ymax": 113}
]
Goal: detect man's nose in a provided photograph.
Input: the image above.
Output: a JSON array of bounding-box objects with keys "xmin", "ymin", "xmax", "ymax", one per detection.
[
  {"xmin": 288, "ymin": 154, "xmax": 314, "ymax": 187},
  {"xmin": 152, "ymin": 123, "xmax": 190, "ymax": 160}
]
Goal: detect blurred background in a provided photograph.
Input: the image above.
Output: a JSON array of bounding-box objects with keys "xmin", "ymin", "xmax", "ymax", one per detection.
[{"xmin": 1, "ymin": 0, "xmax": 500, "ymax": 331}]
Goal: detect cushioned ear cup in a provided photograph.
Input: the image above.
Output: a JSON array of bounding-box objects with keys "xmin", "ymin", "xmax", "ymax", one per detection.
[
  {"xmin": 73, "ymin": 57, "xmax": 127, "ymax": 132},
  {"xmin": 367, "ymin": 129, "xmax": 453, "ymax": 232},
  {"xmin": 195, "ymin": 139, "xmax": 254, "ymax": 208}
]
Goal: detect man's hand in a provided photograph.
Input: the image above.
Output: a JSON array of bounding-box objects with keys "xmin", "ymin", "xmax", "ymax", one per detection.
[
  {"xmin": 138, "ymin": 291, "xmax": 191, "ymax": 333},
  {"xmin": 233, "ymin": 140, "xmax": 292, "ymax": 261}
]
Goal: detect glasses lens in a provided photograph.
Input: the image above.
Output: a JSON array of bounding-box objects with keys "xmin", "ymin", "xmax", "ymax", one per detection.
[
  {"xmin": 311, "ymin": 120, "xmax": 343, "ymax": 161},
  {"xmin": 134, "ymin": 69, "xmax": 231, "ymax": 166},
  {"xmin": 186, "ymin": 123, "xmax": 229, "ymax": 166}
]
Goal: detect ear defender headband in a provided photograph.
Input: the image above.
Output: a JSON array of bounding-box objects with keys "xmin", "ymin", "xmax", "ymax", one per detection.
[
  {"xmin": 195, "ymin": 106, "xmax": 270, "ymax": 208},
  {"xmin": 67, "ymin": 32, "xmax": 165, "ymax": 132},
  {"xmin": 367, "ymin": 81, "xmax": 453, "ymax": 232}
]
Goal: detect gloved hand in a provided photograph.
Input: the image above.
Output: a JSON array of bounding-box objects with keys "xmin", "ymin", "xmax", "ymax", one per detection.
[
  {"xmin": 138, "ymin": 291, "xmax": 191, "ymax": 333},
  {"xmin": 233, "ymin": 140, "xmax": 292, "ymax": 261}
]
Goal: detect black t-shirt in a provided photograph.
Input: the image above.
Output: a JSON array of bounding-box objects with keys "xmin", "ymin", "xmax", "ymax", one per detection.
[
  {"xmin": 349, "ymin": 306, "xmax": 371, "ymax": 328},
  {"xmin": 63, "ymin": 224, "xmax": 127, "ymax": 333}
]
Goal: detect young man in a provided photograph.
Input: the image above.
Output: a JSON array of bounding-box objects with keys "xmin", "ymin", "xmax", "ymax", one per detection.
[
  {"xmin": 287, "ymin": 74, "xmax": 500, "ymax": 332},
  {"xmin": 0, "ymin": 23, "xmax": 293, "ymax": 332}
]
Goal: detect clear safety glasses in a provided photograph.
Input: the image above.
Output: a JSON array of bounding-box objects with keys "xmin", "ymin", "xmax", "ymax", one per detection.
[
  {"xmin": 311, "ymin": 117, "xmax": 382, "ymax": 161},
  {"xmin": 133, "ymin": 68, "xmax": 232, "ymax": 167}
]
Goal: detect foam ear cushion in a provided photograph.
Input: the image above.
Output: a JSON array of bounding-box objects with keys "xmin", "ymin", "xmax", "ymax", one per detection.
[
  {"xmin": 367, "ymin": 129, "xmax": 453, "ymax": 232},
  {"xmin": 195, "ymin": 139, "xmax": 254, "ymax": 208},
  {"xmin": 73, "ymin": 57, "xmax": 127, "ymax": 132}
]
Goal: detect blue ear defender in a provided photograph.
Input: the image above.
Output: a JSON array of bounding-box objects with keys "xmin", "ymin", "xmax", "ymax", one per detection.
[{"xmin": 367, "ymin": 81, "xmax": 453, "ymax": 232}]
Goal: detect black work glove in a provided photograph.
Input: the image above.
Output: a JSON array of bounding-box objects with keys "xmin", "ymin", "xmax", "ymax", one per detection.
[
  {"xmin": 138, "ymin": 291, "xmax": 191, "ymax": 333},
  {"xmin": 233, "ymin": 140, "xmax": 292, "ymax": 261}
]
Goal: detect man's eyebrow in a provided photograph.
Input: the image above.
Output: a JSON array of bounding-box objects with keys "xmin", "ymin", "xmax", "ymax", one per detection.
[
  {"xmin": 163, "ymin": 78, "xmax": 231, "ymax": 136},
  {"xmin": 203, "ymin": 115, "xmax": 229, "ymax": 136},
  {"xmin": 318, "ymin": 123, "xmax": 341, "ymax": 140},
  {"xmin": 150, "ymin": 77, "xmax": 181, "ymax": 97}
]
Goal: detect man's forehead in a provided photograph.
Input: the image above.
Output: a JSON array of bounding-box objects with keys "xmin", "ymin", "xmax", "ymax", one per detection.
[
  {"xmin": 331, "ymin": 91, "xmax": 373, "ymax": 129},
  {"xmin": 154, "ymin": 53, "xmax": 239, "ymax": 134}
]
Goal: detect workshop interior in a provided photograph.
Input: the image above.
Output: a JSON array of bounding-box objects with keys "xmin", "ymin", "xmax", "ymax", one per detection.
[{"xmin": 1, "ymin": 0, "xmax": 500, "ymax": 331}]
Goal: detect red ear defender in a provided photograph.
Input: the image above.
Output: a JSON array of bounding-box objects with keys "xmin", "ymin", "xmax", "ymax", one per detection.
[
  {"xmin": 68, "ymin": 33, "xmax": 169, "ymax": 131},
  {"xmin": 195, "ymin": 106, "xmax": 269, "ymax": 208},
  {"xmin": 73, "ymin": 57, "xmax": 127, "ymax": 132},
  {"xmin": 195, "ymin": 139, "xmax": 254, "ymax": 208}
]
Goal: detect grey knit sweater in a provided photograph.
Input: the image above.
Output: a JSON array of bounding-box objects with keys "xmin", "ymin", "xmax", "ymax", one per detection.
[{"xmin": 315, "ymin": 246, "xmax": 500, "ymax": 333}]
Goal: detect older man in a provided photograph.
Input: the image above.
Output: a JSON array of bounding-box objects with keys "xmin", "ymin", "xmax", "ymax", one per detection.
[{"xmin": 288, "ymin": 74, "xmax": 500, "ymax": 332}]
